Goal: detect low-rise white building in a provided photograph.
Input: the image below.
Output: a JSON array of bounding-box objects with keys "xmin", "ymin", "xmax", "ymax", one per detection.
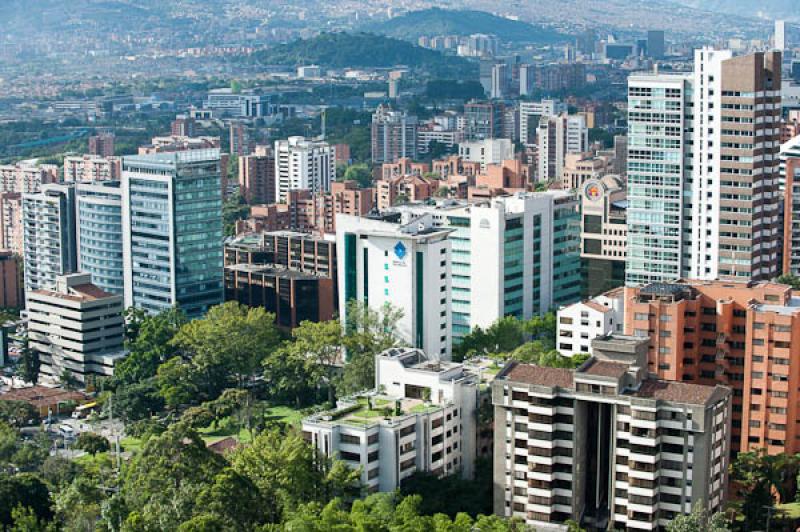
[
  {"xmin": 303, "ymin": 347, "xmax": 481, "ymax": 492},
  {"xmin": 27, "ymin": 273, "xmax": 126, "ymax": 383},
  {"xmin": 557, "ymin": 288, "xmax": 624, "ymax": 357}
]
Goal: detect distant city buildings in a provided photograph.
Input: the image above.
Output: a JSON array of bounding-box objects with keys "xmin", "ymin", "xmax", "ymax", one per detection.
[
  {"xmin": 371, "ymin": 105, "xmax": 418, "ymax": 165},
  {"xmin": 88, "ymin": 133, "xmax": 115, "ymax": 157},
  {"xmin": 204, "ymin": 89, "xmax": 273, "ymax": 118}
]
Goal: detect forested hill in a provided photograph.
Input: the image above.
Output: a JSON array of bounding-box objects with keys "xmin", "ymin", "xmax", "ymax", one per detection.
[
  {"xmin": 254, "ymin": 32, "xmax": 477, "ymax": 78},
  {"xmin": 367, "ymin": 8, "xmax": 566, "ymax": 44}
]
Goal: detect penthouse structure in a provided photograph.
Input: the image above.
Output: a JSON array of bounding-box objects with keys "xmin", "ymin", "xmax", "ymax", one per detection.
[
  {"xmin": 303, "ymin": 347, "xmax": 480, "ymax": 492},
  {"xmin": 624, "ymin": 280, "xmax": 800, "ymax": 455},
  {"xmin": 493, "ymin": 335, "xmax": 731, "ymax": 530}
]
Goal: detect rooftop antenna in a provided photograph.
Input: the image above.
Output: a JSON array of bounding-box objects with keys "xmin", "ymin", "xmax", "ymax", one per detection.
[{"xmin": 321, "ymin": 108, "xmax": 327, "ymax": 141}]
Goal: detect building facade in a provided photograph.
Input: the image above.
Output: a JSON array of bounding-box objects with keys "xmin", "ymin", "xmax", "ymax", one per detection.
[
  {"xmin": 274, "ymin": 137, "xmax": 335, "ymax": 203},
  {"xmin": 239, "ymin": 147, "xmax": 276, "ymax": 204},
  {"xmin": 303, "ymin": 347, "xmax": 479, "ymax": 492},
  {"xmin": 28, "ymin": 273, "xmax": 125, "ymax": 383},
  {"xmin": 581, "ymin": 175, "xmax": 627, "ymax": 296},
  {"xmin": 63, "ymin": 154, "xmax": 121, "ymax": 183},
  {"xmin": 22, "ymin": 184, "xmax": 77, "ymax": 294},
  {"xmin": 336, "ymin": 213, "xmax": 453, "ymax": 359},
  {"xmin": 121, "ymin": 150, "xmax": 224, "ymax": 318},
  {"xmin": 624, "ymin": 280, "xmax": 800, "ymax": 456},
  {"xmin": 688, "ymin": 49, "xmax": 782, "ymax": 283},
  {"xmin": 537, "ymin": 114, "xmax": 588, "ymax": 182},
  {"xmin": 626, "ymin": 50, "xmax": 782, "ymax": 287},
  {"xmin": 625, "ymin": 73, "xmax": 693, "ymax": 287},
  {"xmin": 371, "ymin": 105, "xmax": 419, "ymax": 164},
  {"xmin": 76, "ymin": 181, "xmax": 124, "ymax": 296}
]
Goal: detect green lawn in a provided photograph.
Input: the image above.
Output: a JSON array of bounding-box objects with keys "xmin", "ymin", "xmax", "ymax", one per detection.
[
  {"xmin": 120, "ymin": 436, "xmax": 142, "ymax": 453},
  {"xmin": 117, "ymin": 403, "xmax": 307, "ymax": 453}
]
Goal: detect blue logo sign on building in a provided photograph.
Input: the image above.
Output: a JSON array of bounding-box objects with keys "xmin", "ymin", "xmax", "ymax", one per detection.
[{"xmin": 394, "ymin": 242, "xmax": 407, "ymax": 260}]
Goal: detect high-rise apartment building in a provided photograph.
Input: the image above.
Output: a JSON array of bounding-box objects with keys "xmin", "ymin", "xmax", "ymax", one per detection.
[
  {"xmin": 22, "ymin": 184, "xmax": 77, "ymax": 294},
  {"xmin": 371, "ymin": 105, "xmax": 419, "ymax": 164},
  {"xmin": 518, "ymin": 100, "xmax": 567, "ymax": 146},
  {"xmin": 626, "ymin": 50, "xmax": 782, "ymax": 286},
  {"xmin": 783, "ymin": 158, "xmax": 800, "ymax": 276},
  {"xmin": 491, "ymin": 63, "xmax": 509, "ymax": 99},
  {"xmin": 689, "ymin": 49, "xmax": 782, "ymax": 283},
  {"xmin": 0, "ymin": 193, "xmax": 23, "ymax": 255},
  {"xmin": 274, "ymin": 137, "xmax": 335, "ymax": 203},
  {"xmin": 493, "ymin": 335, "xmax": 731, "ymax": 530},
  {"xmin": 464, "ymin": 101, "xmax": 504, "ymax": 140},
  {"xmin": 76, "ymin": 181, "xmax": 124, "ymax": 295},
  {"xmin": 0, "ymin": 252, "xmax": 22, "ymax": 309},
  {"xmin": 121, "ymin": 150, "xmax": 224, "ymax": 318},
  {"xmin": 229, "ymin": 121, "xmax": 252, "ymax": 157},
  {"xmin": 0, "ymin": 162, "xmax": 58, "ymax": 194},
  {"xmin": 239, "ymin": 146, "xmax": 276, "ymax": 204},
  {"xmin": 537, "ymin": 114, "xmax": 588, "ymax": 181},
  {"xmin": 27, "ymin": 273, "xmax": 125, "ymax": 383},
  {"xmin": 171, "ymin": 115, "xmax": 197, "ymax": 137},
  {"xmin": 775, "ymin": 20, "xmax": 786, "ymax": 51},
  {"xmin": 624, "ymin": 280, "xmax": 800, "ymax": 455},
  {"xmin": 626, "ymin": 72, "xmax": 693, "ymax": 286}
]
